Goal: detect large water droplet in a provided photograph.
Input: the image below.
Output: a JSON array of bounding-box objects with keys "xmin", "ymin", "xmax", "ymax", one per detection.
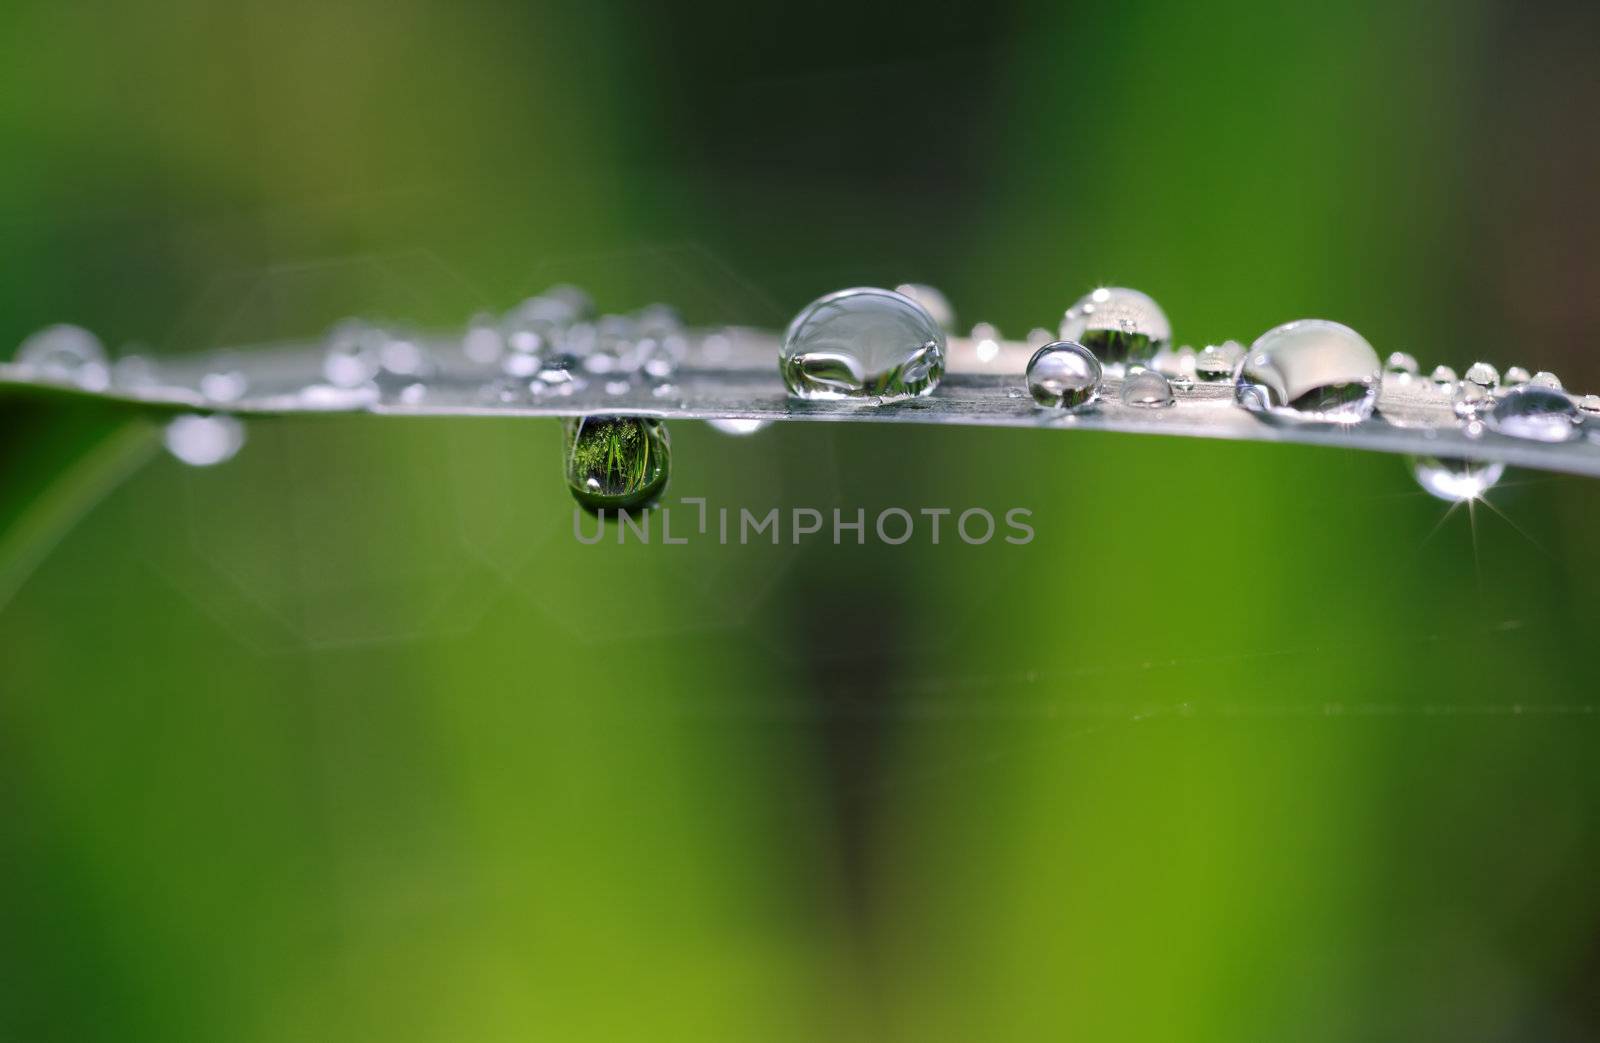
[
  {"xmin": 1489, "ymin": 385, "xmax": 1580, "ymax": 442},
  {"xmin": 164, "ymin": 413, "xmax": 245, "ymax": 467},
  {"xmin": 1409, "ymin": 456, "xmax": 1504, "ymax": 502},
  {"xmin": 1234, "ymin": 319, "xmax": 1380, "ymax": 423},
  {"xmin": 564, "ymin": 416, "xmax": 670, "ymax": 512},
  {"xmin": 1025, "ymin": 341, "xmax": 1101, "ymax": 410},
  {"xmin": 781, "ymin": 288, "xmax": 945, "ymax": 401},
  {"xmin": 894, "ymin": 283, "xmax": 957, "ymax": 332},
  {"xmin": 1120, "ymin": 368, "xmax": 1174, "ymax": 408},
  {"xmin": 1058, "ymin": 287, "xmax": 1171, "ymax": 368},
  {"xmin": 17, "ymin": 325, "xmax": 109, "ymax": 390}
]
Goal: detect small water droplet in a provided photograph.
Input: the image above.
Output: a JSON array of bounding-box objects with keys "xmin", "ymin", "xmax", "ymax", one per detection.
[
  {"xmin": 1025, "ymin": 327, "xmax": 1054, "ymax": 348},
  {"xmin": 707, "ymin": 418, "xmax": 772, "ymax": 436},
  {"xmin": 1025, "ymin": 341, "xmax": 1102, "ymax": 410},
  {"xmin": 894, "ymin": 283, "xmax": 957, "ymax": 331},
  {"xmin": 781, "ymin": 287, "xmax": 945, "ymax": 401},
  {"xmin": 1234, "ymin": 319, "xmax": 1380, "ymax": 423},
  {"xmin": 1409, "ymin": 456, "xmax": 1504, "ymax": 502},
  {"xmin": 1452, "ymin": 381, "xmax": 1494, "ymax": 420},
  {"xmin": 503, "ymin": 352, "xmax": 540, "ymax": 378},
  {"xmin": 16, "ymin": 325, "xmax": 109, "ymax": 390},
  {"xmin": 1120, "ymin": 368, "xmax": 1174, "ymax": 408},
  {"xmin": 1385, "ymin": 351, "xmax": 1419, "ymax": 377},
  {"xmin": 1529, "ymin": 370, "xmax": 1562, "ymax": 389},
  {"xmin": 1504, "ymin": 366, "xmax": 1531, "ymax": 386},
  {"xmin": 199, "ymin": 353, "xmax": 249, "ymax": 402},
  {"xmin": 379, "ymin": 332, "xmax": 434, "ymax": 378},
  {"xmin": 604, "ymin": 379, "xmax": 631, "ymax": 396},
  {"xmin": 1579, "ymin": 394, "xmax": 1600, "ymax": 414},
  {"xmin": 1153, "ymin": 344, "xmax": 1197, "ymax": 381},
  {"xmin": 1059, "ymin": 287, "xmax": 1171, "ymax": 368},
  {"xmin": 112, "ymin": 354, "xmax": 159, "ymax": 390},
  {"xmin": 650, "ymin": 382, "xmax": 679, "ymax": 399},
  {"xmin": 323, "ymin": 320, "xmax": 384, "ymax": 387},
  {"xmin": 463, "ymin": 312, "xmax": 504, "ymax": 365},
  {"xmin": 396, "ymin": 382, "xmax": 428, "ymax": 405},
  {"xmin": 969, "ymin": 322, "xmax": 1002, "ymax": 363},
  {"xmin": 1463, "ymin": 361, "xmax": 1499, "ymax": 389},
  {"xmin": 1195, "ymin": 341, "xmax": 1244, "ymax": 382},
  {"xmin": 1489, "ymin": 385, "xmax": 1580, "ymax": 442},
  {"xmin": 164, "ymin": 413, "xmax": 245, "ymax": 467},
  {"xmin": 1429, "ymin": 364, "xmax": 1457, "ymax": 388},
  {"xmin": 564, "ymin": 416, "xmax": 669, "ymax": 512}
]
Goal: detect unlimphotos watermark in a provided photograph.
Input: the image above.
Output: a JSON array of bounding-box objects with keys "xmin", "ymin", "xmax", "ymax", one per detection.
[{"xmin": 574, "ymin": 500, "xmax": 1034, "ymax": 545}]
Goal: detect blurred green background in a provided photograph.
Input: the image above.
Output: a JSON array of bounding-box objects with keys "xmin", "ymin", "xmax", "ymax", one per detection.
[{"xmin": 3, "ymin": 0, "xmax": 1599, "ymax": 1039}]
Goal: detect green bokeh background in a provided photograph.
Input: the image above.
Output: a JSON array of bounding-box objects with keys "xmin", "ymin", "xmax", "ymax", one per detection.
[{"xmin": 3, "ymin": 1, "xmax": 1598, "ymax": 1039}]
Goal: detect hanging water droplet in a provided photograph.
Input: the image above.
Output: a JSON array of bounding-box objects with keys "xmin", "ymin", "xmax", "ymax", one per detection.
[
  {"xmin": 1579, "ymin": 394, "xmax": 1600, "ymax": 414},
  {"xmin": 1234, "ymin": 319, "xmax": 1380, "ymax": 423},
  {"xmin": 1463, "ymin": 362, "xmax": 1499, "ymax": 389},
  {"xmin": 1195, "ymin": 341, "xmax": 1244, "ymax": 382},
  {"xmin": 164, "ymin": 413, "xmax": 245, "ymax": 467},
  {"xmin": 1409, "ymin": 456, "xmax": 1504, "ymax": 503},
  {"xmin": 1385, "ymin": 351, "xmax": 1419, "ymax": 377},
  {"xmin": 1489, "ymin": 385, "xmax": 1580, "ymax": 442},
  {"xmin": 1429, "ymin": 364, "xmax": 1457, "ymax": 388},
  {"xmin": 781, "ymin": 287, "xmax": 945, "ymax": 401},
  {"xmin": 707, "ymin": 418, "xmax": 772, "ymax": 436},
  {"xmin": 1120, "ymin": 368, "xmax": 1174, "ymax": 408},
  {"xmin": 1025, "ymin": 341, "xmax": 1101, "ymax": 410},
  {"xmin": 564, "ymin": 415, "xmax": 670, "ymax": 513},
  {"xmin": 323, "ymin": 320, "xmax": 384, "ymax": 387},
  {"xmin": 16, "ymin": 324, "xmax": 109, "ymax": 390},
  {"xmin": 894, "ymin": 283, "xmax": 957, "ymax": 332},
  {"xmin": 1504, "ymin": 366, "xmax": 1531, "ymax": 386},
  {"xmin": 970, "ymin": 322, "xmax": 1002, "ymax": 363},
  {"xmin": 1058, "ymin": 287, "xmax": 1171, "ymax": 368},
  {"xmin": 1529, "ymin": 370, "xmax": 1562, "ymax": 389}
]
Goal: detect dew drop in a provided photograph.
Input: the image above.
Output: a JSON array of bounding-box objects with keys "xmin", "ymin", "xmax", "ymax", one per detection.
[
  {"xmin": 1463, "ymin": 361, "xmax": 1499, "ymax": 389},
  {"xmin": 164, "ymin": 413, "xmax": 245, "ymax": 467},
  {"xmin": 1452, "ymin": 380, "xmax": 1494, "ymax": 420},
  {"xmin": 1195, "ymin": 341, "xmax": 1244, "ymax": 382},
  {"xmin": 1025, "ymin": 327, "xmax": 1054, "ymax": 348},
  {"xmin": 1120, "ymin": 368, "xmax": 1174, "ymax": 408},
  {"xmin": 781, "ymin": 287, "xmax": 945, "ymax": 402},
  {"xmin": 199, "ymin": 354, "xmax": 249, "ymax": 403},
  {"xmin": 1025, "ymin": 341, "xmax": 1102, "ymax": 410},
  {"xmin": 1529, "ymin": 370, "xmax": 1562, "ymax": 389},
  {"xmin": 1385, "ymin": 351, "xmax": 1419, "ymax": 377},
  {"xmin": 564, "ymin": 416, "xmax": 670, "ymax": 513},
  {"xmin": 1429, "ymin": 364, "xmax": 1457, "ymax": 388},
  {"xmin": 1489, "ymin": 385, "xmax": 1580, "ymax": 442},
  {"xmin": 1580, "ymin": 394, "xmax": 1600, "ymax": 414},
  {"xmin": 1504, "ymin": 366, "xmax": 1531, "ymax": 386},
  {"xmin": 969, "ymin": 322, "xmax": 1002, "ymax": 363},
  {"xmin": 707, "ymin": 418, "xmax": 772, "ymax": 436},
  {"xmin": 894, "ymin": 283, "xmax": 957, "ymax": 332},
  {"xmin": 112, "ymin": 354, "xmax": 159, "ymax": 390},
  {"xmin": 463, "ymin": 312, "xmax": 504, "ymax": 365},
  {"xmin": 16, "ymin": 325, "xmax": 109, "ymax": 390},
  {"xmin": 1153, "ymin": 344, "xmax": 1197, "ymax": 382},
  {"xmin": 1059, "ymin": 287, "xmax": 1171, "ymax": 368},
  {"xmin": 1410, "ymin": 456, "xmax": 1504, "ymax": 503},
  {"xmin": 1234, "ymin": 319, "xmax": 1380, "ymax": 423},
  {"xmin": 323, "ymin": 320, "xmax": 384, "ymax": 387}
]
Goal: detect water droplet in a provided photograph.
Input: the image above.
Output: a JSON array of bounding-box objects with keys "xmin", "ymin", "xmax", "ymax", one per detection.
[
  {"xmin": 604, "ymin": 379, "xmax": 631, "ymax": 396},
  {"xmin": 1489, "ymin": 385, "xmax": 1580, "ymax": 442},
  {"xmin": 781, "ymin": 287, "xmax": 945, "ymax": 401},
  {"xmin": 1409, "ymin": 456, "xmax": 1505, "ymax": 503},
  {"xmin": 1120, "ymin": 368, "xmax": 1174, "ymax": 408},
  {"xmin": 1504, "ymin": 366, "xmax": 1531, "ymax": 386},
  {"xmin": 970, "ymin": 322, "xmax": 1002, "ymax": 363},
  {"xmin": 707, "ymin": 418, "xmax": 772, "ymax": 436},
  {"xmin": 1385, "ymin": 351, "xmax": 1419, "ymax": 377},
  {"xmin": 198, "ymin": 353, "xmax": 249, "ymax": 402},
  {"xmin": 564, "ymin": 416, "xmax": 670, "ymax": 512},
  {"xmin": 164, "ymin": 413, "xmax": 245, "ymax": 467},
  {"xmin": 1025, "ymin": 327, "xmax": 1054, "ymax": 348},
  {"xmin": 537, "ymin": 352, "xmax": 586, "ymax": 389},
  {"xmin": 1429, "ymin": 364, "xmax": 1457, "ymax": 388},
  {"xmin": 1153, "ymin": 344, "xmax": 1197, "ymax": 381},
  {"xmin": 112, "ymin": 354, "xmax": 159, "ymax": 390},
  {"xmin": 396, "ymin": 382, "xmax": 428, "ymax": 405},
  {"xmin": 1529, "ymin": 370, "xmax": 1562, "ymax": 389},
  {"xmin": 1452, "ymin": 380, "xmax": 1494, "ymax": 420},
  {"xmin": 379, "ymin": 332, "xmax": 434, "ymax": 378},
  {"xmin": 503, "ymin": 352, "xmax": 540, "ymax": 378},
  {"xmin": 323, "ymin": 320, "xmax": 384, "ymax": 387},
  {"xmin": 1579, "ymin": 394, "xmax": 1600, "ymax": 414},
  {"xmin": 1463, "ymin": 361, "xmax": 1499, "ymax": 389},
  {"xmin": 1058, "ymin": 287, "xmax": 1171, "ymax": 368},
  {"xmin": 1234, "ymin": 319, "xmax": 1380, "ymax": 423},
  {"xmin": 463, "ymin": 312, "xmax": 504, "ymax": 365},
  {"xmin": 1025, "ymin": 341, "xmax": 1102, "ymax": 410},
  {"xmin": 894, "ymin": 283, "xmax": 957, "ymax": 331},
  {"xmin": 16, "ymin": 325, "xmax": 109, "ymax": 390},
  {"xmin": 1195, "ymin": 341, "xmax": 1244, "ymax": 381}
]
